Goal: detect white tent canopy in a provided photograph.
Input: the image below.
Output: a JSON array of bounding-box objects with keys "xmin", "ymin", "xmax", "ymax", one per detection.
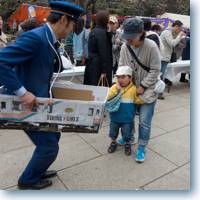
[{"xmin": 158, "ymin": 12, "xmax": 190, "ymax": 28}]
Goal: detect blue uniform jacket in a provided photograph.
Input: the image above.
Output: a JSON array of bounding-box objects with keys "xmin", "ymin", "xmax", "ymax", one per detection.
[{"xmin": 0, "ymin": 24, "xmax": 56, "ymax": 98}]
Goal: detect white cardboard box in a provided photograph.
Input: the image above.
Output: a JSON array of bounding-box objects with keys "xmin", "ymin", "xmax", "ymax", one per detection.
[{"xmin": 0, "ymin": 82, "xmax": 109, "ymax": 133}]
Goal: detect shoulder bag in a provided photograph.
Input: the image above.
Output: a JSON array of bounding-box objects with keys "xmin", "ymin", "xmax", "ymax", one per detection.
[{"xmin": 105, "ymin": 84, "xmax": 132, "ymax": 113}]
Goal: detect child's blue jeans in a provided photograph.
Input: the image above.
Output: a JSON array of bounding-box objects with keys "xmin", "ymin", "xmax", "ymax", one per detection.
[{"xmin": 109, "ymin": 122, "xmax": 133, "ymax": 143}]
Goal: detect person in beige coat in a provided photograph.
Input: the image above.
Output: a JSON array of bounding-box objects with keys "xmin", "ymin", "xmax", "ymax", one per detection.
[
  {"xmin": 0, "ymin": 15, "xmax": 7, "ymax": 48},
  {"xmin": 118, "ymin": 17, "xmax": 160, "ymax": 163},
  {"xmin": 160, "ymin": 20, "xmax": 186, "ymax": 78},
  {"xmin": 158, "ymin": 20, "xmax": 186, "ymax": 99}
]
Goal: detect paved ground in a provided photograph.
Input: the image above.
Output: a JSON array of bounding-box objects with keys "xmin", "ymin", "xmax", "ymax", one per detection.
[{"xmin": 0, "ymin": 81, "xmax": 190, "ymax": 190}]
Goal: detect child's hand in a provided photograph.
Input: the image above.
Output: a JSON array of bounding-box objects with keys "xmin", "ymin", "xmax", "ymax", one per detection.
[
  {"xmin": 136, "ymin": 86, "xmax": 145, "ymax": 95},
  {"xmin": 116, "ymin": 82, "xmax": 122, "ymax": 90}
]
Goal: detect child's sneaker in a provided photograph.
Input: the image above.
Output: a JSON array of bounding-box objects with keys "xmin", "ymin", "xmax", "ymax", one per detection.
[
  {"xmin": 130, "ymin": 137, "xmax": 135, "ymax": 145},
  {"xmin": 107, "ymin": 142, "xmax": 118, "ymax": 153},
  {"xmin": 124, "ymin": 143, "xmax": 131, "ymax": 156},
  {"xmin": 117, "ymin": 137, "xmax": 134, "ymax": 145},
  {"xmin": 135, "ymin": 146, "xmax": 145, "ymax": 163}
]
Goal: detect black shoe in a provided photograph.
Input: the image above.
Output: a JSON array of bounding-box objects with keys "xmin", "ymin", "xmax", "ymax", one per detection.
[
  {"xmin": 124, "ymin": 143, "xmax": 131, "ymax": 156},
  {"xmin": 164, "ymin": 78, "xmax": 172, "ymax": 86},
  {"xmin": 108, "ymin": 142, "xmax": 117, "ymax": 153},
  {"xmin": 179, "ymin": 78, "xmax": 188, "ymax": 83},
  {"xmin": 18, "ymin": 179, "xmax": 52, "ymax": 190},
  {"xmin": 158, "ymin": 94, "xmax": 165, "ymax": 100},
  {"xmin": 42, "ymin": 170, "xmax": 57, "ymax": 179}
]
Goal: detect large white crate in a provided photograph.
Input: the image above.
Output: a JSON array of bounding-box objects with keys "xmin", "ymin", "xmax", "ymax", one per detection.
[{"xmin": 0, "ymin": 82, "xmax": 109, "ymax": 133}]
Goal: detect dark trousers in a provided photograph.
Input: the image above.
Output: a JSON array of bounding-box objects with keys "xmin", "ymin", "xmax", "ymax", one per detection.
[{"xmin": 18, "ymin": 131, "xmax": 61, "ymax": 184}]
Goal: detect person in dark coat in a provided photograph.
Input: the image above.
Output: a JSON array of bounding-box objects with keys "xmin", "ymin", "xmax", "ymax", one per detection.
[
  {"xmin": 180, "ymin": 36, "xmax": 190, "ymax": 82},
  {"xmin": 0, "ymin": 1, "xmax": 83, "ymax": 190},
  {"xmin": 84, "ymin": 10, "xmax": 113, "ymax": 86}
]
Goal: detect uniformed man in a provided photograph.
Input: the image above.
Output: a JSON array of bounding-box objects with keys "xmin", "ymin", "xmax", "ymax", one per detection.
[{"xmin": 0, "ymin": 1, "xmax": 84, "ymax": 189}]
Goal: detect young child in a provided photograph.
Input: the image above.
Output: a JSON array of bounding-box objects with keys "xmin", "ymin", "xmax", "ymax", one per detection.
[{"xmin": 106, "ymin": 66, "xmax": 144, "ymax": 155}]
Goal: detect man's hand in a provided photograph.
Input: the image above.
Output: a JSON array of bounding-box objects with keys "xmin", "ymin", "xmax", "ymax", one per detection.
[
  {"xmin": 136, "ymin": 86, "xmax": 145, "ymax": 95},
  {"xmin": 20, "ymin": 91, "xmax": 36, "ymax": 111}
]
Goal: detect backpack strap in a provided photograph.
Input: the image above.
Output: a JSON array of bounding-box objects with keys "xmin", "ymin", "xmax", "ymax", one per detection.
[{"xmin": 146, "ymin": 33, "xmax": 160, "ymax": 48}]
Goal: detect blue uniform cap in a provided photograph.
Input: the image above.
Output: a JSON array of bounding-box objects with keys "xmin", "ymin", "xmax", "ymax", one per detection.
[{"xmin": 49, "ymin": 1, "xmax": 84, "ymax": 21}]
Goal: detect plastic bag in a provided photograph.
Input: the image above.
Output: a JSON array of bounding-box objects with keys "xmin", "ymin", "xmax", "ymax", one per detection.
[
  {"xmin": 154, "ymin": 78, "xmax": 166, "ymax": 94},
  {"xmin": 98, "ymin": 75, "xmax": 109, "ymax": 87},
  {"xmin": 61, "ymin": 55, "xmax": 74, "ymax": 69}
]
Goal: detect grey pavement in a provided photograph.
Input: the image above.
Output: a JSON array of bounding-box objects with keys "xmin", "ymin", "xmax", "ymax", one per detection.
[{"xmin": 0, "ymin": 81, "xmax": 190, "ymax": 190}]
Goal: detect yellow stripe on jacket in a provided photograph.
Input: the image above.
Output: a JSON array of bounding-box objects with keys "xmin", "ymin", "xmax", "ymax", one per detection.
[
  {"xmin": 107, "ymin": 82, "xmax": 144, "ymax": 104},
  {"xmin": 107, "ymin": 82, "xmax": 144, "ymax": 123}
]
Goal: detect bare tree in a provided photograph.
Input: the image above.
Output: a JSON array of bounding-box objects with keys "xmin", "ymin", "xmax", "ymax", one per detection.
[
  {"xmin": 155, "ymin": 0, "xmax": 167, "ymax": 15},
  {"xmin": 135, "ymin": 0, "xmax": 146, "ymax": 16},
  {"xmin": 167, "ymin": 0, "xmax": 177, "ymax": 13}
]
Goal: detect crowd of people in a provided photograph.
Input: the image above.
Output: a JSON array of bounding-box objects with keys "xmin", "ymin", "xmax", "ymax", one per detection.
[{"xmin": 0, "ymin": 0, "xmax": 190, "ymax": 190}]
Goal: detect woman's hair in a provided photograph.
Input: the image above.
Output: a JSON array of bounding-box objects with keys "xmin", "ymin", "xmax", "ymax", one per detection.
[
  {"xmin": 20, "ymin": 18, "xmax": 39, "ymax": 32},
  {"xmin": 142, "ymin": 18, "xmax": 152, "ymax": 31},
  {"xmin": 95, "ymin": 10, "xmax": 109, "ymax": 28},
  {"xmin": 151, "ymin": 24, "xmax": 161, "ymax": 32}
]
